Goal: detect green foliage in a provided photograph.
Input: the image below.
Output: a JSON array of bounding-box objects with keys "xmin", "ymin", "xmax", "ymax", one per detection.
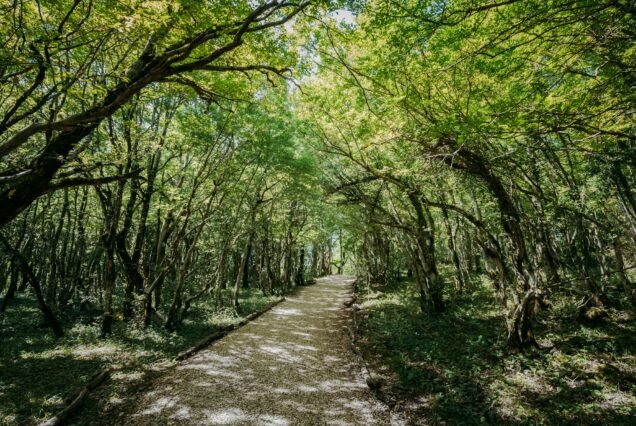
[
  {"xmin": 0, "ymin": 289, "xmax": 278, "ymax": 425},
  {"xmin": 357, "ymin": 277, "xmax": 636, "ymax": 424},
  {"xmin": 0, "ymin": 0, "xmax": 635, "ymax": 423}
]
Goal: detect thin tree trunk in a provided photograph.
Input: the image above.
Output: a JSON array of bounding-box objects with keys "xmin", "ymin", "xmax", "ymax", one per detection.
[
  {"xmin": 0, "ymin": 234, "xmax": 64, "ymax": 337},
  {"xmin": 614, "ymin": 237, "xmax": 636, "ymax": 310}
]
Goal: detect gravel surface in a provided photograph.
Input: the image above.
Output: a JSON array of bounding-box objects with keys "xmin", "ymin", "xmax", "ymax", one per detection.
[{"xmin": 120, "ymin": 275, "xmax": 395, "ymax": 425}]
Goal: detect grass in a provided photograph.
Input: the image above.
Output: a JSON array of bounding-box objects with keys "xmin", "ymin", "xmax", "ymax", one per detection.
[
  {"xmin": 355, "ymin": 276, "xmax": 636, "ymax": 425},
  {"xmin": 0, "ymin": 288, "xmax": 279, "ymax": 425}
]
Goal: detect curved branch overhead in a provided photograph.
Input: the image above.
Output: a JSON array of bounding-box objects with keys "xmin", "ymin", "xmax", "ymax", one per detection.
[{"xmin": 0, "ymin": 1, "xmax": 635, "ymax": 424}]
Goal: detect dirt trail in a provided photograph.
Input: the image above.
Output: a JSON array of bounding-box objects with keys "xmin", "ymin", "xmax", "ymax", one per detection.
[{"xmin": 119, "ymin": 275, "xmax": 395, "ymax": 425}]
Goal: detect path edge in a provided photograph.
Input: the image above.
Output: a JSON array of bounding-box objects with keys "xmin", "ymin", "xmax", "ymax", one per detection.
[
  {"xmin": 344, "ymin": 279, "xmax": 398, "ymax": 412},
  {"xmin": 174, "ymin": 297, "xmax": 285, "ymax": 362},
  {"xmin": 38, "ymin": 297, "xmax": 285, "ymax": 426}
]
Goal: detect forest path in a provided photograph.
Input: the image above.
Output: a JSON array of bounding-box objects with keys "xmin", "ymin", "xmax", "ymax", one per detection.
[{"xmin": 121, "ymin": 275, "xmax": 393, "ymax": 425}]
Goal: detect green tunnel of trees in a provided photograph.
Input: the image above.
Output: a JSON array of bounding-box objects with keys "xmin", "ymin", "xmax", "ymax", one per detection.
[{"xmin": 0, "ymin": 0, "xmax": 635, "ymax": 356}]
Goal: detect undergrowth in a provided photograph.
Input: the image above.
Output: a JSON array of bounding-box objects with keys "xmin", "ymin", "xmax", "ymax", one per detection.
[
  {"xmin": 0, "ymin": 289, "xmax": 278, "ymax": 425},
  {"xmin": 356, "ymin": 277, "xmax": 636, "ymax": 425}
]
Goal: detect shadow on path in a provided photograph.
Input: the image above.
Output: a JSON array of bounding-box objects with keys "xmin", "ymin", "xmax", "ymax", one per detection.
[{"xmin": 115, "ymin": 276, "xmax": 392, "ymax": 425}]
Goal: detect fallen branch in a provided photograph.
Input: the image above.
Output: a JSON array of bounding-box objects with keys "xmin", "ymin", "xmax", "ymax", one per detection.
[
  {"xmin": 39, "ymin": 368, "xmax": 110, "ymax": 426},
  {"xmin": 174, "ymin": 297, "xmax": 285, "ymax": 361}
]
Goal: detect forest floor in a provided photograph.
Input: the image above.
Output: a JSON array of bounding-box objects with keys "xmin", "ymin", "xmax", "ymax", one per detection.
[
  {"xmin": 0, "ymin": 288, "xmax": 279, "ymax": 425},
  {"xmin": 90, "ymin": 275, "xmax": 395, "ymax": 425},
  {"xmin": 4, "ymin": 276, "xmax": 635, "ymax": 425},
  {"xmin": 354, "ymin": 275, "xmax": 636, "ymax": 425}
]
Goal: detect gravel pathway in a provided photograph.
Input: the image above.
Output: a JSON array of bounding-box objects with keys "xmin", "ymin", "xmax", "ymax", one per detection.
[{"xmin": 123, "ymin": 275, "xmax": 394, "ymax": 425}]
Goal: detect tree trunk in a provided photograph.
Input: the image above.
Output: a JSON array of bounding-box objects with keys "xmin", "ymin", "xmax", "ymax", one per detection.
[
  {"xmin": 408, "ymin": 192, "xmax": 444, "ymax": 312},
  {"xmin": 614, "ymin": 237, "xmax": 636, "ymax": 310},
  {"xmin": 0, "ymin": 262, "xmax": 19, "ymax": 313},
  {"xmin": 0, "ymin": 234, "xmax": 64, "ymax": 337},
  {"xmin": 295, "ymin": 247, "xmax": 305, "ymax": 286},
  {"xmin": 233, "ymin": 235, "xmax": 253, "ymax": 310}
]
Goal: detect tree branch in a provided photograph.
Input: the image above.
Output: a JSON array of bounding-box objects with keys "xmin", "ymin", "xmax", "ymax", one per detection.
[{"xmin": 44, "ymin": 169, "xmax": 143, "ymax": 194}]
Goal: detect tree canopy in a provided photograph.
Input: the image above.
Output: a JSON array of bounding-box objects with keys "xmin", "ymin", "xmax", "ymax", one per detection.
[{"xmin": 0, "ymin": 0, "xmax": 635, "ymax": 423}]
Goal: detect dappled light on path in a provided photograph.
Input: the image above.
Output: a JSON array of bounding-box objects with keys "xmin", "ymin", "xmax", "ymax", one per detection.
[{"xmin": 122, "ymin": 276, "xmax": 392, "ymax": 425}]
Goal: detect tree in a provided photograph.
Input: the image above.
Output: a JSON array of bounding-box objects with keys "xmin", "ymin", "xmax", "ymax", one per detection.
[{"xmin": 0, "ymin": 0, "xmax": 311, "ymax": 227}]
